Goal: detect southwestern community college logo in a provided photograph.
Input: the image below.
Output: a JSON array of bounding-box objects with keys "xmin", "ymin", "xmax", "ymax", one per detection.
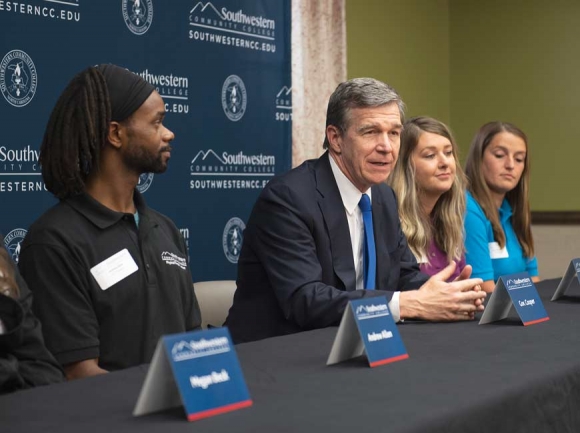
[
  {"xmin": 188, "ymin": 2, "xmax": 277, "ymax": 54},
  {"xmin": 161, "ymin": 252, "xmax": 187, "ymax": 270},
  {"xmin": 122, "ymin": 0, "xmax": 153, "ymax": 35},
  {"xmin": 137, "ymin": 172, "xmax": 154, "ymax": 193},
  {"xmin": 222, "ymin": 217, "xmax": 245, "ymax": 264},
  {"xmin": 189, "ymin": 149, "xmax": 275, "ymax": 190},
  {"xmin": 0, "ymin": 50, "xmax": 37, "ymax": 108},
  {"xmin": 221, "ymin": 75, "xmax": 246, "ymax": 122},
  {"xmin": 171, "ymin": 336, "xmax": 230, "ymax": 362},
  {"xmin": 355, "ymin": 303, "xmax": 390, "ymax": 320},
  {"xmin": 275, "ymin": 85, "xmax": 292, "ymax": 122},
  {"xmin": 3, "ymin": 228, "xmax": 27, "ymax": 264},
  {"xmin": 505, "ymin": 277, "xmax": 532, "ymax": 290}
]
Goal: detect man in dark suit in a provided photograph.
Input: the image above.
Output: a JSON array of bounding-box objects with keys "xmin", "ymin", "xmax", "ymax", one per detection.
[{"xmin": 226, "ymin": 78, "xmax": 485, "ymax": 343}]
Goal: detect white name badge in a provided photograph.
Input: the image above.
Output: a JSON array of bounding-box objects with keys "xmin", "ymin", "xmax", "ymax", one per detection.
[
  {"xmin": 90, "ymin": 249, "xmax": 139, "ymax": 291},
  {"xmin": 488, "ymin": 242, "xmax": 509, "ymax": 259}
]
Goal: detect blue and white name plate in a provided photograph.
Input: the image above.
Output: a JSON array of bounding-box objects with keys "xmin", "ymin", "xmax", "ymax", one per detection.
[
  {"xmin": 327, "ymin": 296, "xmax": 408, "ymax": 367},
  {"xmin": 551, "ymin": 258, "xmax": 580, "ymax": 301},
  {"xmin": 133, "ymin": 327, "xmax": 252, "ymax": 422},
  {"xmin": 479, "ymin": 272, "xmax": 549, "ymax": 326}
]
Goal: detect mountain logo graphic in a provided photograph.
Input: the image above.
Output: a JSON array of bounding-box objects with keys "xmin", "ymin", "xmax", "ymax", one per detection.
[
  {"xmin": 189, "ymin": 1, "xmax": 224, "ymax": 19},
  {"xmin": 276, "ymin": 86, "xmax": 291, "ymax": 98},
  {"xmin": 355, "ymin": 306, "xmax": 368, "ymax": 315},
  {"xmin": 191, "ymin": 149, "xmax": 226, "ymax": 165}
]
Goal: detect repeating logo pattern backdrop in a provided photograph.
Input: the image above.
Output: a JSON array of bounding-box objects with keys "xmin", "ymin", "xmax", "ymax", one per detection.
[{"xmin": 0, "ymin": 0, "xmax": 292, "ymax": 281}]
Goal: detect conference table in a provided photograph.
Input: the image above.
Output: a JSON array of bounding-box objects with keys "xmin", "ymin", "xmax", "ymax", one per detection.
[{"xmin": 2, "ymin": 278, "xmax": 580, "ymax": 432}]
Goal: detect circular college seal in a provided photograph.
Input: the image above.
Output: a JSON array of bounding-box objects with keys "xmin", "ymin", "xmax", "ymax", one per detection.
[
  {"xmin": 122, "ymin": 0, "xmax": 153, "ymax": 35},
  {"xmin": 221, "ymin": 75, "xmax": 247, "ymax": 122},
  {"xmin": 3, "ymin": 228, "xmax": 27, "ymax": 264},
  {"xmin": 137, "ymin": 172, "xmax": 154, "ymax": 193},
  {"xmin": 222, "ymin": 217, "xmax": 246, "ymax": 264},
  {"xmin": 0, "ymin": 50, "xmax": 37, "ymax": 108}
]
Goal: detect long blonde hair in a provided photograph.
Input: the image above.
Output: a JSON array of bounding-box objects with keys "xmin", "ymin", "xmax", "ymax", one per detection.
[
  {"xmin": 389, "ymin": 116, "xmax": 466, "ymax": 262},
  {"xmin": 464, "ymin": 121, "xmax": 534, "ymax": 257}
]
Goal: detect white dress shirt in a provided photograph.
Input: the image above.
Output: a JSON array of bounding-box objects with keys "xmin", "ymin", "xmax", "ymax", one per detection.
[{"xmin": 328, "ymin": 155, "xmax": 401, "ymax": 321}]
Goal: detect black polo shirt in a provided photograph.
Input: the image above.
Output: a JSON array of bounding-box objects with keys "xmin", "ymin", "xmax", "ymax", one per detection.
[{"xmin": 18, "ymin": 191, "xmax": 201, "ymax": 370}]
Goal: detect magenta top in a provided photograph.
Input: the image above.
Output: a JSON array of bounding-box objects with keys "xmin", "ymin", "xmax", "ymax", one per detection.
[{"xmin": 419, "ymin": 239, "xmax": 466, "ymax": 282}]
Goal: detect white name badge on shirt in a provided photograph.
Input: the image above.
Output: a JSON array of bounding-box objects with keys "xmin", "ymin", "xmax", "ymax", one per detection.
[
  {"xmin": 90, "ymin": 248, "xmax": 139, "ymax": 291},
  {"xmin": 488, "ymin": 242, "xmax": 509, "ymax": 259}
]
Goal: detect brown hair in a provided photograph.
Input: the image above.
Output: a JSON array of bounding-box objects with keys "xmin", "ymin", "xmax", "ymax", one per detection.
[
  {"xmin": 389, "ymin": 116, "xmax": 466, "ymax": 262},
  {"xmin": 464, "ymin": 121, "xmax": 534, "ymax": 257}
]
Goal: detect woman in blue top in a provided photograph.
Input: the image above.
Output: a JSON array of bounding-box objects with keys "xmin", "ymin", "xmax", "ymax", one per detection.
[{"xmin": 464, "ymin": 121, "xmax": 539, "ymax": 293}]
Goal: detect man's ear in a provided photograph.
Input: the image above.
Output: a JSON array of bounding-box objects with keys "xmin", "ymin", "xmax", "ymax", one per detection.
[
  {"xmin": 326, "ymin": 125, "xmax": 342, "ymax": 154},
  {"xmin": 107, "ymin": 121, "xmax": 124, "ymax": 149}
]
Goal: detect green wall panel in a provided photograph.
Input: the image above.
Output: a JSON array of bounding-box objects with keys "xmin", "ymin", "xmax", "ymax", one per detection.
[
  {"xmin": 347, "ymin": 0, "xmax": 577, "ymax": 210},
  {"xmin": 347, "ymin": 0, "xmax": 450, "ymax": 125},
  {"xmin": 450, "ymin": 0, "xmax": 579, "ymax": 210}
]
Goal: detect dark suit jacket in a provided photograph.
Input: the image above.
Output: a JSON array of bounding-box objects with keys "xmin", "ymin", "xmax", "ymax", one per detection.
[
  {"xmin": 0, "ymin": 237, "xmax": 64, "ymax": 393},
  {"xmin": 225, "ymin": 152, "xmax": 427, "ymax": 343}
]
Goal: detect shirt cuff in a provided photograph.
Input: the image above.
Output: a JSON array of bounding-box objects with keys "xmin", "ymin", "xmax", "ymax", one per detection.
[{"xmin": 389, "ymin": 292, "xmax": 401, "ymax": 323}]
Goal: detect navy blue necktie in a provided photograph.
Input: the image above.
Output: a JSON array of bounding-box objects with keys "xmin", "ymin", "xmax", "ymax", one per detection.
[{"xmin": 358, "ymin": 193, "xmax": 376, "ymax": 290}]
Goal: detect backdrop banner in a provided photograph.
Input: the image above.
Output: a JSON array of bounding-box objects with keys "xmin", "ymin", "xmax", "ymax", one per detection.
[{"xmin": 0, "ymin": 0, "xmax": 292, "ymax": 282}]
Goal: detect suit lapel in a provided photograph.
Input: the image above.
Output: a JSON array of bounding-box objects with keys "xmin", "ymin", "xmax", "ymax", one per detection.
[
  {"xmin": 314, "ymin": 153, "xmax": 356, "ymax": 291},
  {"xmin": 371, "ymin": 184, "xmax": 391, "ymax": 290}
]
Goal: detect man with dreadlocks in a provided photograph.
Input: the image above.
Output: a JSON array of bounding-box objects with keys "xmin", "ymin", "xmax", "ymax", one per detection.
[{"xmin": 18, "ymin": 64, "xmax": 201, "ymax": 380}]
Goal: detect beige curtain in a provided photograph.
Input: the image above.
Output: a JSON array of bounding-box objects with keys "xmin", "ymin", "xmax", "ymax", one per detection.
[{"xmin": 291, "ymin": 0, "xmax": 347, "ymax": 167}]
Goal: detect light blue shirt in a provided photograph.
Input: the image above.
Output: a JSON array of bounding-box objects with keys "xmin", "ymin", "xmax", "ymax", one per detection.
[{"xmin": 464, "ymin": 191, "xmax": 538, "ymax": 282}]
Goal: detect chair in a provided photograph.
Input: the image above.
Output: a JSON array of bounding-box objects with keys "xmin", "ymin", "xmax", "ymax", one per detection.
[{"xmin": 193, "ymin": 280, "xmax": 237, "ymax": 329}]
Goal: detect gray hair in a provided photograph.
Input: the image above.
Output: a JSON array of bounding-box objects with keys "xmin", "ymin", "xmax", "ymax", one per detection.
[{"xmin": 323, "ymin": 78, "xmax": 405, "ymax": 149}]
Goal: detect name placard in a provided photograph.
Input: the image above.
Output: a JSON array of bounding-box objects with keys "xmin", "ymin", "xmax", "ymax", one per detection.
[
  {"xmin": 551, "ymin": 258, "xmax": 580, "ymax": 301},
  {"xmin": 479, "ymin": 272, "xmax": 549, "ymax": 326},
  {"xmin": 133, "ymin": 327, "xmax": 252, "ymax": 422},
  {"xmin": 327, "ymin": 296, "xmax": 408, "ymax": 367}
]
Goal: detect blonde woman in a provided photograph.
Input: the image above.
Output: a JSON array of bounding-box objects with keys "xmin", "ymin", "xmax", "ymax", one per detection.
[
  {"xmin": 464, "ymin": 121, "xmax": 539, "ymax": 293},
  {"xmin": 389, "ymin": 117, "xmax": 467, "ymax": 281}
]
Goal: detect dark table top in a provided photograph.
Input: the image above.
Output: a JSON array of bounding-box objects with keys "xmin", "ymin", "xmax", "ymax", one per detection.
[{"xmin": 2, "ymin": 278, "xmax": 580, "ymax": 433}]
